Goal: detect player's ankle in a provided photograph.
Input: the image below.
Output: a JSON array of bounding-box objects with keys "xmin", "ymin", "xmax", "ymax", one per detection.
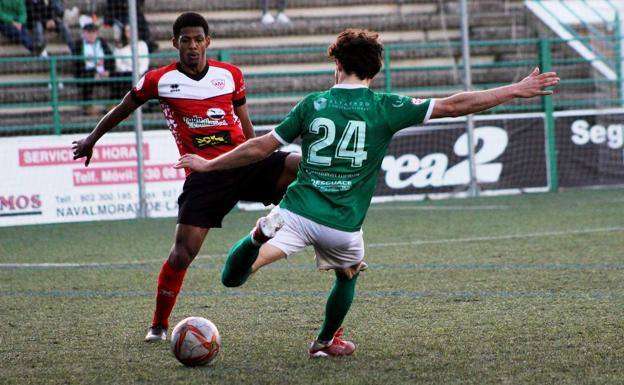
[
  {"xmin": 250, "ymin": 211, "xmax": 284, "ymax": 244},
  {"xmin": 249, "ymin": 229, "xmax": 263, "ymax": 246},
  {"xmin": 311, "ymin": 338, "xmax": 332, "ymax": 350}
]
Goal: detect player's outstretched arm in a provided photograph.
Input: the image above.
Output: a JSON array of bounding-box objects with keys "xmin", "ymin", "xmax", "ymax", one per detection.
[
  {"xmin": 430, "ymin": 67, "xmax": 560, "ymax": 119},
  {"xmin": 72, "ymin": 91, "xmax": 141, "ymax": 166},
  {"xmin": 174, "ymin": 133, "xmax": 281, "ymax": 172}
]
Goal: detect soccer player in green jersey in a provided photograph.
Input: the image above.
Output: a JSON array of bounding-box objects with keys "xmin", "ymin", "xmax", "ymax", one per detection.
[{"xmin": 175, "ymin": 29, "xmax": 560, "ymax": 357}]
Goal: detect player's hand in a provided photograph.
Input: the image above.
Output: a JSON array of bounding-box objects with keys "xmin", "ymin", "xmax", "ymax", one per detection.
[
  {"xmin": 513, "ymin": 67, "xmax": 560, "ymax": 98},
  {"xmin": 174, "ymin": 154, "xmax": 212, "ymax": 172},
  {"xmin": 72, "ymin": 138, "xmax": 95, "ymax": 166}
]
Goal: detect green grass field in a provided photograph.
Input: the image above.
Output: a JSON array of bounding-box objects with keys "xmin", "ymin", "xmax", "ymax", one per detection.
[{"xmin": 1, "ymin": 189, "xmax": 623, "ymax": 385}]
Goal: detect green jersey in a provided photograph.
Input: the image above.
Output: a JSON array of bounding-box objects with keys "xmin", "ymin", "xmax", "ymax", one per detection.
[{"xmin": 272, "ymin": 84, "xmax": 434, "ymax": 232}]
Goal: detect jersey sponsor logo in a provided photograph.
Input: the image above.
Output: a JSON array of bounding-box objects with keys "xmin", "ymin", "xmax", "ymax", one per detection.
[
  {"xmin": 381, "ymin": 127, "xmax": 508, "ymax": 188},
  {"xmin": 392, "ymin": 98, "xmax": 405, "ymax": 108},
  {"xmin": 313, "ymin": 97, "xmax": 328, "ymax": 111},
  {"xmin": 192, "ymin": 132, "xmax": 232, "ymax": 148},
  {"xmin": 311, "ymin": 179, "xmax": 352, "ymax": 192},
  {"xmin": 326, "ymin": 99, "xmax": 371, "ymax": 111},
  {"xmin": 207, "ymin": 108, "xmax": 226, "ymax": 120},
  {"xmin": 411, "ymin": 98, "xmax": 426, "ymax": 105},
  {"xmin": 183, "ymin": 115, "xmax": 229, "ymax": 129},
  {"xmin": 211, "ymin": 79, "xmax": 225, "ymax": 90}
]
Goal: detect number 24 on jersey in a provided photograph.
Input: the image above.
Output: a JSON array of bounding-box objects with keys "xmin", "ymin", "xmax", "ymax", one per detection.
[{"xmin": 307, "ymin": 118, "xmax": 368, "ymax": 168}]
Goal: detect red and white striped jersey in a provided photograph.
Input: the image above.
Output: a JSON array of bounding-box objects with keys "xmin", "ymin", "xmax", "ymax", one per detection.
[{"xmin": 131, "ymin": 59, "xmax": 247, "ymax": 170}]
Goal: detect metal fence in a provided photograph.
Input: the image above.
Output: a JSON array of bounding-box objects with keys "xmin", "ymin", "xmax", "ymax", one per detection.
[{"xmin": 0, "ymin": 36, "xmax": 621, "ymax": 136}]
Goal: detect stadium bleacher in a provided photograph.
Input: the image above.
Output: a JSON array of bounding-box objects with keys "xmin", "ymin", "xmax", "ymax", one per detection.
[{"xmin": 0, "ymin": 0, "xmax": 615, "ymax": 134}]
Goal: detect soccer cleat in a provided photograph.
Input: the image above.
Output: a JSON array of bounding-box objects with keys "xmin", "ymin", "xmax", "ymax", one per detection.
[
  {"xmin": 251, "ymin": 211, "xmax": 284, "ymax": 244},
  {"xmin": 308, "ymin": 328, "xmax": 356, "ymax": 358},
  {"xmin": 144, "ymin": 326, "xmax": 167, "ymax": 342},
  {"xmin": 261, "ymin": 13, "xmax": 275, "ymax": 25},
  {"xmin": 63, "ymin": 6, "xmax": 80, "ymax": 26},
  {"xmin": 276, "ymin": 12, "xmax": 291, "ymax": 24}
]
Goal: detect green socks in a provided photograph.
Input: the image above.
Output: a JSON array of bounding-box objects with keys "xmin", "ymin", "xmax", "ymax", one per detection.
[
  {"xmin": 317, "ymin": 272, "xmax": 359, "ymax": 342},
  {"xmin": 220, "ymin": 235, "xmax": 260, "ymax": 287},
  {"xmin": 222, "ymin": 236, "xmax": 358, "ymax": 342}
]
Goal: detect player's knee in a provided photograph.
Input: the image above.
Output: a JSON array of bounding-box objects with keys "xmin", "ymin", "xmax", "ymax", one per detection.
[
  {"xmin": 285, "ymin": 153, "xmax": 300, "ymax": 177},
  {"xmin": 169, "ymin": 243, "xmax": 198, "ymax": 269},
  {"xmin": 335, "ymin": 268, "xmax": 358, "ymax": 281}
]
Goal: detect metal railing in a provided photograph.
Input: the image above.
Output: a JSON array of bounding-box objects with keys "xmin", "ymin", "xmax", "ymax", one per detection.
[
  {"xmin": 533, "ymin": 0, "xmax": 620, "ymax": 73},
  {"xmin": 0, "ymin": 35, "xmax": 621, "ymax": 135}
]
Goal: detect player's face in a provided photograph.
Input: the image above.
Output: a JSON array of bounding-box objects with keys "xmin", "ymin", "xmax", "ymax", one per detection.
[
  {"xmin": 83, "ymin": 30, "xmax": 98, "ymax": 44},
  {"xmin": 174, "ymin": 27, "xmax": 210, "ymax": 68}
]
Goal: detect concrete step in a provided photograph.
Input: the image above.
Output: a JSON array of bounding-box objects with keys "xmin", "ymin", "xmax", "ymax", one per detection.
[
  {"xmin": 0, "ymin": 7, "xmax": 529, "ymax": 52},
  {"xmin": 62, "ymin": 0, "xmax": 431, "ymax": 13},
  {"xmin": 0, "ymin": 56, "xmax": 494, "ymax": 85},
  {"xmin": 0, "ymin": 28, "xmax": 451, "ymax": 58},
  {"xmin": 139, "ymin": 0, "xmax": 436, "ymax": 13},
  {"xmin": 0, "ymin": 36, "xmax": 541, "ymax": 77},
  {"xmin": 113, "ymin": 10, "xmax": 527, "ymax": 41},
  {"xmin": 0, "ymin": 63, "xmax": 594, "ymax": 105},
  {"xmin": 146, "ymin": 3, "xmax": 436, "ymax": 23}
]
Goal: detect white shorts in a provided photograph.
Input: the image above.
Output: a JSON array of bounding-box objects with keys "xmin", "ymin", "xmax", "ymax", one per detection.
[{"xmin": 267, "ymin": 208, "xmax": 365, "ymax": 270}]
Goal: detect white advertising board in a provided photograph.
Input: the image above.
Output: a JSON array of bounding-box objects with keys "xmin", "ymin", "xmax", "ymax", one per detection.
[{"xmin": 0, "ymin": 131, "xmax": 185, "ymax": 227}]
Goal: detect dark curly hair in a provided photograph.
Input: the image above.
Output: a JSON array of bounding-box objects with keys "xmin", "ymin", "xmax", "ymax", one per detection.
[
  {"xmin": 328, "ymin": 29, "xmax": 383, "ymax": 80},
  {"xmin": 173, "ymin": 12, "xmax": 209, "ymax": 38}
]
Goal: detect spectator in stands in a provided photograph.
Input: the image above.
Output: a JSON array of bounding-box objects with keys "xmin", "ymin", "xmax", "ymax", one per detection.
[
  {"xmin": 26, "ymin": 0, "xmax": 76, "ymax": 56},
  {"xmin": 0, "ymin": 0, "xmax": 40, "ymax": 55},
  {"xmin": 261, "ymin": 0, "xmax": 290, "ymax": 25},
  {"xmin": 104, "ymin": 0, "xmax": 158, "ymax": 52},
  {"xmin": 112, "ymin": 24, "xmax": 149, "ymax": 101},
  {"xmin": 73, "ymin": 21, "xmax": 114, "ymax": 116}
]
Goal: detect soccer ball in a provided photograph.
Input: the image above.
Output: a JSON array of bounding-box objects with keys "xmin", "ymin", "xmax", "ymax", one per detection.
[{"xmin": 171, "ymin": 317, "xmax": 221, "ymax": 366}]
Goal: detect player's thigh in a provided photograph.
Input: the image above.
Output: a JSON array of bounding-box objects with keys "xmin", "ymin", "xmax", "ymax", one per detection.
[
  {"xmin": 313, "ymin": 230, "xmax": 365, "ymax": 271},
  {"xmin": 251, "ymin": 243, "xmax": 287, "ymax": 273},
  {"xmin": 276, "ymin": 152, "xmax": 300, "ymax": 191},
  {"xmin": 259, "ymin": 209, "xmax": 309, "ymax": 271},
  {"xmin": 168, "ymin": 224, "xmax": 210, "ymax": 269},
  {"xmin": 177, "ymin": 170, "xmax": 239, "ymax": 229},
  {"xmin": 237, "ymin": 151, "xmax": 290, "ymax": 204}
]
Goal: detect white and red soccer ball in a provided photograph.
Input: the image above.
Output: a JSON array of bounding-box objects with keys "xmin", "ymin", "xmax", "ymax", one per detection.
[{"xmin": 171, "ymin": 317, "xmax": 221, "ymax": 366}]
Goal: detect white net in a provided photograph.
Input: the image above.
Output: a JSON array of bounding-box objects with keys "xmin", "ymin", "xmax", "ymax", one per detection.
[{"xmin": 376, "ymin": 114, "xmax": 549, "ymax": 199}]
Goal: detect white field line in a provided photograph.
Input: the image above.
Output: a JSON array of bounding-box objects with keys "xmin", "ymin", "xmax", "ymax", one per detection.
[
  {"xmin": 0, "ymin": 261, "xmax": 162, "ymax": 268},
  {"xmin": 2, "ymin": 227, "xmax": 623, "ymax": 268},
  {"xmin": 370, "ymin": 205, "xmax": 509, "ymax": 211},
  {"xmin": 367, "ymin": 226, "xmax": 624, "ymax": 248},
  {"xmin": 0, "ymin": 254, "xmax": 225, "ymax": 268}
]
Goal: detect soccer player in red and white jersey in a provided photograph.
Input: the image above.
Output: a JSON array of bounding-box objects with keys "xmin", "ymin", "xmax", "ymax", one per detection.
[{"xmin": 72, "ymin": 13, "xmax": 300, "ymax": 342}]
